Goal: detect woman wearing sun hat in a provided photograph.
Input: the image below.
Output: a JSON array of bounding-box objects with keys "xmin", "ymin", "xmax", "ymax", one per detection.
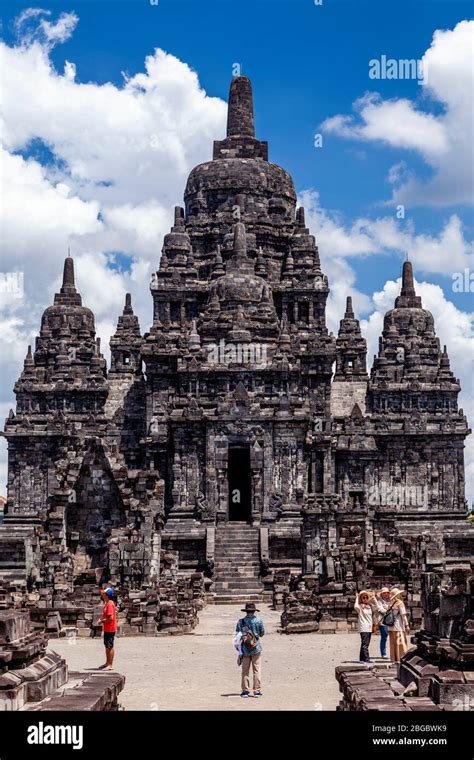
[
  {"xmin": 354, "ymin": 590, "xmax": 375, "ymax": 663},
  {"xmin": 386, "ymin": 587, "xmax": 410, "ymax": 662}
]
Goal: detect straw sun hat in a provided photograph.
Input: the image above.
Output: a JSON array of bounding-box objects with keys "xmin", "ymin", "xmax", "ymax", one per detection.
[{"xmin": 390, "ymin": 587, "xmax": 405, "ymax": 600}]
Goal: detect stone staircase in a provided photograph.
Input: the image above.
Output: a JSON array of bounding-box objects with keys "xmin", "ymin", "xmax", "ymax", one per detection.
[{"xmin": 213, "ymin": 523, "xmax": 263, "ymax": 604}]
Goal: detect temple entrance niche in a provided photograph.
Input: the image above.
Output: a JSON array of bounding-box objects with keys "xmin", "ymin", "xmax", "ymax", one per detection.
[
  {"xmin": 228, "ymin": 445, "xmax": 252, "ymax": 522},
  {"xmin": 66, "ymin": 443, "xmax": 126, "ymax": 573},
  {"xmin": 308, "ymin": 451, "xmax": 325, "ymax": 493}
]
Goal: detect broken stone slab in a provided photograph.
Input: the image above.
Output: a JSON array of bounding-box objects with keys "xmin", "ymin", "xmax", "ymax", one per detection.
[
  {"xmin": 0, "ymin": 610, "xmax": 30, "ymax": 644},
  {"xmin": 280, "ymin": 621, "xmax": 320, "ymax": 633},
  {"xmin": 7, "ymin": 638, "xmax": 46, "ymax": 665},
  {"xmin": 23, "ymin": 671, "xmax": 125, "ymax": 711},
  {"xmin": 358, "ymin": 696, "xmax": 406, "ymax": 710},
  {"xmin": 429, "ymin": 670, "xmax": 474, "ymax": 706},
  {"xmin": 0, "ymin": 651, "xmax": 13, "ymax": 666},
  {"xmin": 45, "ymin": 611, "xmax": 62, "ymax": 634},
  {"xmin": 25, "ymin": 660, "xmax": 68, "ymax": 702},
  {"xmin": 399, "ymin": 651, "xmax": 440, "ymax": 696},
  {"xmin": 0, "ymin": 670, "xmax": 23, "ymax": 690},
  {"xmin": 0, "ymin": 681, "xmax": 27, "ymax": 710}
]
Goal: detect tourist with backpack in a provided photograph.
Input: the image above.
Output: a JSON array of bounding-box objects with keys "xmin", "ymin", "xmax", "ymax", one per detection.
[{"xmin": 235, "ymin": 602, "xmax": 265, "ymax": 697}]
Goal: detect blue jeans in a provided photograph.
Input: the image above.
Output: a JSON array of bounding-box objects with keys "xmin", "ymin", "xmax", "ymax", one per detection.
[{"xmin": 379, "ymin": 625, "xmax": 388, "ymax": 657}]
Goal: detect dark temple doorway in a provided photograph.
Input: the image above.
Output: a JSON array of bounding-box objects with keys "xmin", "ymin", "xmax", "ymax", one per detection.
[{"xmin": 228, "ymin": 445, "xmax": 252, "ymax": 522}]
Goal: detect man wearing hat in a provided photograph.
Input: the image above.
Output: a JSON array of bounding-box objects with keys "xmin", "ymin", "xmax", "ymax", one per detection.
[
  {"xmin": 235, "ymin": 602, "xmax": 265, "ymax": 697},
  {"xmin": 98, "ymin": 587, "xmax": 117, "ymax": 670}
]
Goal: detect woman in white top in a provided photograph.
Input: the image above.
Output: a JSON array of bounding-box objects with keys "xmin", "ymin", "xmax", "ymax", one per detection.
[
  {"xmin": 353, "ymin": 590, "xmax": 375, "ymax": 663},
  {"xmin": 387, "ymin": 587, "xmax": 410, "ymax": 662}
]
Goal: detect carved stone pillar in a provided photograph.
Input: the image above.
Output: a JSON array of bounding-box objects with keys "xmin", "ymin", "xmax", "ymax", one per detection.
[
  {"xmin": 250, "ymin": 440, "xmax": 263, "ymax": 523},
  {"xmin": 215, "ymin": 438, "xmax": 228, "ymax": 521}
]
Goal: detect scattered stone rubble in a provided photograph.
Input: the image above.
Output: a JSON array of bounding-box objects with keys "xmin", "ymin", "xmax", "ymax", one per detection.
[
  {"xmin": 0, "ymin": 550, "xmax": 205, "ymax": 639},
  {"xmin": 0, "ymin": 610, "xmax": 124, "ymax": 711}
]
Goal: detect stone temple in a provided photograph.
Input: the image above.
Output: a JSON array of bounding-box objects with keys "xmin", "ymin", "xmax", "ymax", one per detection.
[{"xmin": 1, "ymin": 76, "xmax": 472, "ymax": 634}]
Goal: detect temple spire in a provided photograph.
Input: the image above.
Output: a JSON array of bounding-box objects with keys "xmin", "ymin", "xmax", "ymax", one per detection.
[
  {"xmin": 61, "ymin": 256, "xmax": 76, "ymax": 291},
  {"xmin": 23, "ymin": 345, "xmax": 34, "ymax": 372},
  {"xmin": 226, "ymin": 76, "xmax": 255, "ymax": 138},
  {"xmin": 211, "ymin": 245, "xmax": 225, "ymax": 279},
  {"xmin": 400, "ymin": 260, "xmax": 416, "ymax": 297},
  {"xmin": 54, "ymin": 254, "xmax": 83, "ymax": 306},
  {"xmin": 226, "ymin": 221, "xmax": 255, "ymax": 275},
  {"xmin": 213, "ymin": 75, "xmax": 267, "ymax": 159},
  {"xmin": 395, "ymin": 259, "xmax": 422, "ymax": 309},
  {"xmin": 334, "ymin": 296, "xmax": 367, "ymax": 382},
  {"xmin": 296, "ymin": 207, "xmax": 306, "ymax": 227},
  {"xmin": 344, "ymin": 296, "xmax": 355, "ymax": 319},
  {"xmin": 124, "ymin": 293, "xmax": 133, "ymax": 315},
  {"xmin": 173, "ymin": 205, "xmax": 184, "ymax": 228}
]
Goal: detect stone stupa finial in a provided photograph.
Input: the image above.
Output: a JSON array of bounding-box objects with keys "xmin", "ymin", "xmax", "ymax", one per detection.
[
  {"xmin": 226, "ymin": 76, "xmax": 255, "ymax": 138},
  {"xmin": 395, "ymin": 260, "xmax": 422, "ymax": 309},
  {"xmin": 124, "ymin": 293, "xmax": 133, "ymax": 315},
  {"xmin": 400, "ymin": 260, "xmax": 416, "ymax": 297},
  {"xmin": 233, "ymin": 220, "xmax": 247, "ymax": 256},
  {"xmin": 225, "ymin": 220, "xmax": 254, "ymax": 276},
  {"xmin": 344, "ymin": 296, "xmax": 355, "ymax": 319},
  {"xmin": 61, "ymin": 256, "xmax": 76, "ymax": 291},
  {"xmin": 213, "ymin": 74, "xmax": 267, "ymax": 160},
  {"xmin": 296, "ymin": 207, "xmax": 306, "ymax": 227}
]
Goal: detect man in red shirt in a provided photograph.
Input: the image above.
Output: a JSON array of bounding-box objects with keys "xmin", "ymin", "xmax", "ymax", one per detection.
[{"xmin": 98, "ymin": 587, "xmax": 117, "ymax": 670}]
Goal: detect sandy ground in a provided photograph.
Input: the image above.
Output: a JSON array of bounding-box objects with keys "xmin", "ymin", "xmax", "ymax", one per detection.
[{"xmin": 51, "ymin": 604, "xmax": 375, "ymax": 711}]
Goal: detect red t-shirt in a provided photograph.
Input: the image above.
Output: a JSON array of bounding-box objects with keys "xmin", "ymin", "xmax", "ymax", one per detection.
[{"xmin": 102, "ymin": 600, "xmax": 117, "ymax": 633}]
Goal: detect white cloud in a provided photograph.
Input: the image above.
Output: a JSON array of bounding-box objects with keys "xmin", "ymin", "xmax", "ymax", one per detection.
[
  {"xmin": 321, "ymin": 20, "xmax": 474, "ymax": 207},
  {"xmin": 14, "ymin": 8, "xmax": 78, "ymax": 50},
  {"xmin": 0, "ymin": 14, "xmax": 227, "ymax": 321},
  {"xmin": 0, "ymin": 42, "xmax": 226, "ymax": 205},
  {"xmin": 299, "ymin": 189, "xmax": 473, "ymax": 276},
  {"xmin": 1, "ymin": 148, "xmax": 102, "ymax": 262},
  {"xmin": 323, "ymin": 93, "xmax": 449, "ymax": 156}
]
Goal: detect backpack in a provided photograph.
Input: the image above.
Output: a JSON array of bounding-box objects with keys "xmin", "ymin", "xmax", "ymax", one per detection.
[
  {"xmin": 382, "ymin": 600, "xmax": 398, "ymax": 627},
  {"xmin": 239, "ymin": 618, "xmax": 258, "ymax": 650}
]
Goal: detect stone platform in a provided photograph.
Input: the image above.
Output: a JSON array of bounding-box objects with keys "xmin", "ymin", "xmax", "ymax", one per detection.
[
  {"xmin": 335, "ymin": 662, "xmax": 445, "ymax": 711},
  {"xmin": 23, "ymin": 670, "xmax": 125, "ymax": 711},
  {"xmin": 0, "ymin": 610, "xmax": 125, "ymax": 711}
]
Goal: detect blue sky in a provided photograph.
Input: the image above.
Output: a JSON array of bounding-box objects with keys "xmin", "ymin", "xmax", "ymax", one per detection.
[
  {"xmin": 2, "ymin": 0, "xmax": 472, "ymax": 297},
  {"xmin": 0, "ymin": 0, "xmax": 473, "ymax": 496}
]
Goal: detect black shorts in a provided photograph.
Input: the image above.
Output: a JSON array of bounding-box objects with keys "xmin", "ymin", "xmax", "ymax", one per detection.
[{"xmin": 103, "ymin": 632, "xmax": 115, "ymax": 649}]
